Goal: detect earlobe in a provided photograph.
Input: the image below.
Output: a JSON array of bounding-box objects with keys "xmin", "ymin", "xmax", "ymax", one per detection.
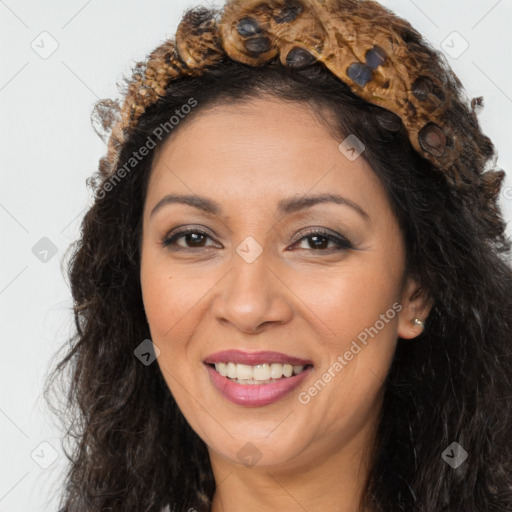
[{"xmin": 397, "ymin": 276, "xmax": 434, "ymax": 340}]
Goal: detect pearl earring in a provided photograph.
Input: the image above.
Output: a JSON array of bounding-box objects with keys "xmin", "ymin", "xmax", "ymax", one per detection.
[{"xmin": 412, "ymin": 318, "xmax": 424, "ymax": 329}]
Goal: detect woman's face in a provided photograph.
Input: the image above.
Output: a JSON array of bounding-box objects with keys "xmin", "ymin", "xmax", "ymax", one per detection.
[{"xmin": 140, "ymin": 96, "xmax": 430, "ymax": 472}]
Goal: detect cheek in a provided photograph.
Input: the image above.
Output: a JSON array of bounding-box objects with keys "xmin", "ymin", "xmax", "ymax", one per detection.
[
  {"xmin": 141, "ymin": 268, "xmax": 195, "ymax": 343},
  {"xmin": 291, "ymin": 255, "xmax": 402, "ymax": 349},
  {"xmin": 294, "ymin": 270, "xmax": 401, "ymax": 434},
  {"xmin": 140, "ymin": 264, "xmax": 209, "ymax": 417},
  {"xmin": 288, "ymin": 251, "xmax": 402, "ymax": 410},
  {"xmin": 140, "ymin": 251, "xmax": 218, "ymax": 362}
]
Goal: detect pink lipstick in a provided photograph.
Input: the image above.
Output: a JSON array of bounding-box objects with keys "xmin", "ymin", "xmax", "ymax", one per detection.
[{"xmin": 204, "ymin": 350, "xmax": 314, "ymax": 407}]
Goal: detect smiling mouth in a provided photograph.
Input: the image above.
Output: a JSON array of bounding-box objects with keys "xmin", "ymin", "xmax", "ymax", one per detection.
[{"xmin": 207, "ymin": 362, "xmax": 314, "ymax": 385}]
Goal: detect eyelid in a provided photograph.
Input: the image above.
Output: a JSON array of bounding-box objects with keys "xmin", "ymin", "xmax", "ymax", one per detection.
[{"xmin": 293, "ymin": 227, "xmax": 351, "ymax": 243}]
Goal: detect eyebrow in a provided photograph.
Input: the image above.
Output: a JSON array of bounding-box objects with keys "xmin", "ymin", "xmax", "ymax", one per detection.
[{"xmin": 149, "ymin": 192, "xmax": 370, "ymax": 221}]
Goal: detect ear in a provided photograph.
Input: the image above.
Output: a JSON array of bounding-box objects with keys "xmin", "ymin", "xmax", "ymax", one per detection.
[{"xmin": 397, "ymin": 275, "xmax": 434, "ymax": 340}]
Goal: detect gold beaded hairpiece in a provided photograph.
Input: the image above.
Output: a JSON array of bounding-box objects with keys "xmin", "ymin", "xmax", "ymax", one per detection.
[{"xmin": 100, "ymin": 0, "xmax": 504, "ymax": 199}]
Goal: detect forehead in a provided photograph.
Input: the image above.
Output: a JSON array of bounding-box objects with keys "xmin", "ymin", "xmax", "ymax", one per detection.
[{"xmin": 146, "ymin": 97, "xmax": 389, "ymax": 218}]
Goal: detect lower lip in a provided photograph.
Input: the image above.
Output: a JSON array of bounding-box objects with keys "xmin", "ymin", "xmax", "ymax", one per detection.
[{"xmin": 205, "ymin": 364, "xmax": 313, "ymax": 407}]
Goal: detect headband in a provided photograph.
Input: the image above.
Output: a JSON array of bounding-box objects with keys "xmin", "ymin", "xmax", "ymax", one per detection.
[{"xmin": 99, "ymin": 0, "xmax": 504, "ymax": 200}]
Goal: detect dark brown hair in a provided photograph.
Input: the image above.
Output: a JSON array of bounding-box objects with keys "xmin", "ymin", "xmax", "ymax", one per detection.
[{"xmin": 45, "ymin": 5, "xmax": 512, "ymax": 512}]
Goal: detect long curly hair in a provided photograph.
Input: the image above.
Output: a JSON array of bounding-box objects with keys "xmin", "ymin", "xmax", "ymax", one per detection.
[{"xmin": 45, "ymin": 1, "xmax": 512, "ymax": 511}]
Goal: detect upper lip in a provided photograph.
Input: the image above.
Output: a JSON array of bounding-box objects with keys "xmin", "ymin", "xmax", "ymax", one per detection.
[{"xmin": 204, "ymin": 350, "xmax": 313, "ymax": 366}]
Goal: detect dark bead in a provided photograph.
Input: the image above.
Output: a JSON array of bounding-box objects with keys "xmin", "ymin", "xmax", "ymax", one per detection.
[
  {"xmin": 347, "ymin": 62, "xmax": 373, "ymax": 87},
  {"xmin": 412, "ymin": 76, "xmax": 434, "ymax": 101},
  {"xmin": 273, "ymin": 2, "xmax": 303, "ymax": 23},
  {"xmin": 419, "ymin": 123, "xmax": 446, "ymax": 157},
  {"xmin": 244, "ymin": 36, "xmax": 271, "ymax": 54},
  {"xmin": 365, "ymin": 45, "xmax": 387, "ymax": 69},
  {"xmin": 376, "ymin": 110, "xmax": 402, "ymax": 131},
  {"xmin": 237, "ymin": 17, "xmax": 262, "ymax": 37},
  {"xmin": 412, "ymin": 75, "xmax": 445, "ymax": 103},
  {"xmin": 285, "ymin": 47, "xmax": 316, "ymax": 68}
]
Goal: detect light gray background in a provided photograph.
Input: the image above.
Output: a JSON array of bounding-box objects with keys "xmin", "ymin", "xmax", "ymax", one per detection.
[{"xmin": 1, "ymin": 1, "xmax": 511, "ymax": 510}]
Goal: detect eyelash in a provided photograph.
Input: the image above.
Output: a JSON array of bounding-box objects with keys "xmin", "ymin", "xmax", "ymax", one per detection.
[{"xmin": 161, "ymin": 227, "xmax": 354, "ymax": 252}]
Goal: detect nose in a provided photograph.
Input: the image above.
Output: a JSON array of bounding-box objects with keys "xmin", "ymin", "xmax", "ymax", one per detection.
[{"xmin": 211, "ymin": 249, "xmax": 294, "ymax": 334}]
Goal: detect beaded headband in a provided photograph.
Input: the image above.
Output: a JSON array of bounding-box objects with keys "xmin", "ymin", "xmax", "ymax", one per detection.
[{"xmin": 98, "ymin": 0, "xmax": 504, "ymax": 198}]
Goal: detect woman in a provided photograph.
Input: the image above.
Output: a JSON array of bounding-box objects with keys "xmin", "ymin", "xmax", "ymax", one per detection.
[{"xmin": 46, "ymin": 0, "xmax": 512, "ymax": 510}]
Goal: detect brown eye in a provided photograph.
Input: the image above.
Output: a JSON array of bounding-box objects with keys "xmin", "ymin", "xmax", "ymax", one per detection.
[
  {"xmin": 292, "ymin": 229, "xmax": 353, "ymax": 252},
  {"xmin": 162, "ymin": 228, "xmax": 216, "ymax": 249},
  {"xmin": 300, "ymin": 234, "xmax": 333, "ymax": 250}
]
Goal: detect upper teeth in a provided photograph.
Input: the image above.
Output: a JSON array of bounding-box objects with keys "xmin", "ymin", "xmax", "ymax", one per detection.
[{"xmin": 214, "ymin": 362, "xmax": 305, "ymax": 380}]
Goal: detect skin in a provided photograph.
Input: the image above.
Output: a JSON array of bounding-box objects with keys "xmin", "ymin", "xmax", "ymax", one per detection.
[{"xmin": 139, "ymin": 96, "xmax": 432, "ymax": 512}]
